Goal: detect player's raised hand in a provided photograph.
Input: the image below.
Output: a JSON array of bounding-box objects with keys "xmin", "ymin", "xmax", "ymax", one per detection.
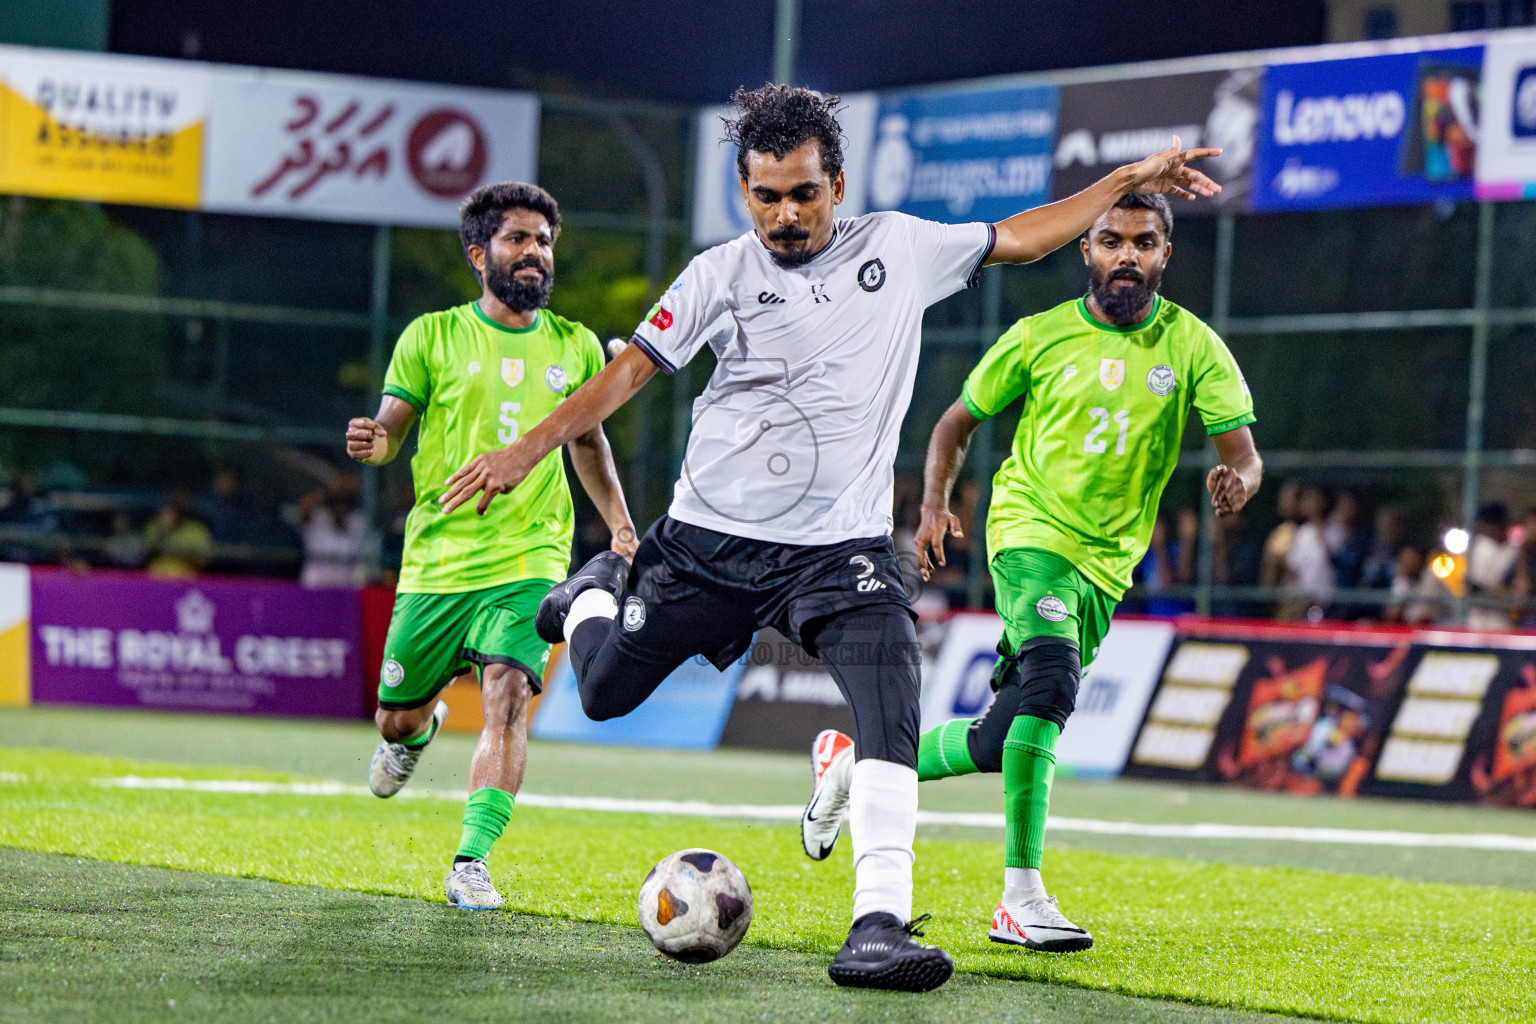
[
  {"xmin": 913, "ymin": 504, "xmax": 964, "ymax": 582},
  {"xmin": 346, "ymin": 417, "xmax": 388, "ymax": 464},
  {"xmin": 1207, "ymin": 464, "xmax": 1249, "ymax": 517},
  {"xmin": 440, "ymin": 444, "xmax": 536, "ymax": 516},
  {"xmin": 1125, "ymin": 136, "xmax": 1223, "ymax": 201}
]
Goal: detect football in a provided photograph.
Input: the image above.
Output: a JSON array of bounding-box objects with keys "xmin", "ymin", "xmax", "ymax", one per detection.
[{"xmin": 637, "ymin": 848, "xmax": 753, "ymax": 963}]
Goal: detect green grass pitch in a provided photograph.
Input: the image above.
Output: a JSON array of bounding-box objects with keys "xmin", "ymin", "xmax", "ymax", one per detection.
[{"xmin": 2, "ymin": 726, "xmax": 1535, "ymax": 1024}]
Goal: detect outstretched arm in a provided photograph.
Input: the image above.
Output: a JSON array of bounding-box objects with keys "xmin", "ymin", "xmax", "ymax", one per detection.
[
  {"xmin": 441, "ymin": 343, "xmax": 658, "ymax": 515},
  {"xmin": 566, "ymin": 423, "xmax": 639, "ymax": 559},
  {"xmin": 1208, "ymin": 426, "xmax": 1263, "ymax": 517},
  {"xmin": 346, "ymin": 395, "xmax": 419, "ymax": 467},
  {"xmin": 913, "ymin": 399, "xmax": 984, "ymax": 581},
  {"xmin": 986, "ymin": 137, "xmax": 1221, "ymax": 266}
]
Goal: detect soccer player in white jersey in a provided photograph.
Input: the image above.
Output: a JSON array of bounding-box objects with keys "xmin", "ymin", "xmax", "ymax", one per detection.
[{"xmin": 440, "ymin": 84, "xmax": 1220, "ymax": 991}]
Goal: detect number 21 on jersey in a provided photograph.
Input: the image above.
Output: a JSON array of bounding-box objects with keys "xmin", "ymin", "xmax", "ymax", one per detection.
[{"xmin": 1084, "ymin": 407, "xmax": 1129, "ymax": 455}]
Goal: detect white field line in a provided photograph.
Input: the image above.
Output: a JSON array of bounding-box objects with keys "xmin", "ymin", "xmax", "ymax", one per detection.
[{"xmin": 71, "ymin": 774, "xmax": 1536, "ymax": 854}]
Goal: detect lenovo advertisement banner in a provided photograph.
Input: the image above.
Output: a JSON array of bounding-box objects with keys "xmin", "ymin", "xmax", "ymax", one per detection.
[
  {"xmin": 1475, "ymin": 33, "xmax": 1536, "ymax": 200},
  {"xmin": 204, "ymin": 68, "xmax": 538, "ymax": 227},
  {"xmin": 865, "ymin": 84, "xmax": 1058, "ymax": 224},
  {"xmin": 29, "ymin": 570, "xmax": 364, "ymax": 717},
  {"xmin": 1051, "ymin": 67, "xmax": 1262, "ymax": 213},
  {"xmin": 1251, "ymin": 46, "xmax": 1483, "ymax": 212}
]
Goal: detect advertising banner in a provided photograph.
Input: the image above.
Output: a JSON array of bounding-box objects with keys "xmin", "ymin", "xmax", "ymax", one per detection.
[
  {"xmin": 0, "ymin": 46, "xmax": 209, "ymax": 209},
  {"xmin": 29, "ymin": 571, "xmax": 363, "ymax": 717},
  {"xmin": 1251, "ymin": 46, "xmax": 1483, "ymax": 212},
  {"xmin": 1474, "ymin": 33, "xmax": 1536, "ymax": 200},
  {"xmin": 0, "ymin": 564, "xmax": 28, "ymax": 707},
  {"xmin": 716, "ymin": 629, "xmax": 858, "ymax": 752},
  {"xmin": 1051, "ymin": 67, "xmax": 1262, "ymax": 213},
  {"xmin": 203, "ymin": 67, "xmax": 538, "ymax": 227},
  {"xmin": 865, "ymin": 84, "xmax": 1057, "ymax": 224},
  {"xmin": 918, "ymin": 613, "xmax": 1172, "ymax": 777},
  {"xmin": 533, "ymin": 649, "xmax": 742, "ymax": 750},
  {"xmin": 691, "ymin": 94, "xmax": 877, "ymax": 247}
]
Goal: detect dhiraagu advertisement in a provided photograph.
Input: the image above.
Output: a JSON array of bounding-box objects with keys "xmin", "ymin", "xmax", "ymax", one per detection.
[{"xmin": 0, "ymin": 46, "xmax": 209, "ymax": 209}]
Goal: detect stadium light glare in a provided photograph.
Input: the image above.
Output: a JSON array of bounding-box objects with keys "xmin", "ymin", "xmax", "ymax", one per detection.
[
  {"xmin": 1430, "ymin": 554, "xmax": 1457, "ymax": 580},
  {"xmin": 1443, "ymin": 528, "xmax": 1470, "ymax": 555}
]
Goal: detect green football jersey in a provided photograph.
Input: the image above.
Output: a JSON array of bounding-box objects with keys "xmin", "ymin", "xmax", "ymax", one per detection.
[
  {"xmin": 383, "ymin": 302, "xmax": 605, "ymax": 594},
  {"xmin": 961, "ymin": 294, "xmax": 1254, "ymax": 600}
]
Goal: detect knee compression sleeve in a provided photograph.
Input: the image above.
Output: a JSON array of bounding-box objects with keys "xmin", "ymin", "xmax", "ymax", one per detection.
[{"xmin": 964, "ymin": 639, "xmax": 1081, "ymax": 772}]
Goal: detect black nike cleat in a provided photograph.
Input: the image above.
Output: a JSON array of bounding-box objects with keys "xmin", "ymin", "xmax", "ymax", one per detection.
[
  {"xmin": 828, "ymin": 912, "xmax": 954, "ymax": 992},
  {"xmin": 534, "ymin": 550, "xmax": 630, "ymax": 644}
]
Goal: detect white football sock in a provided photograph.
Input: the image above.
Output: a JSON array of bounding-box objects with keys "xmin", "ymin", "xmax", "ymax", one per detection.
[
  {"xmin": 848, "ymin": 758, "xmax": 917, "ymax": 924},
  {"xmin": 1003, "ymin": 866, "xmax": 1046, "ymax": 905},
  {"xmin": 563, "ymin": 589, "xmax": 617, "ymax": 643}
]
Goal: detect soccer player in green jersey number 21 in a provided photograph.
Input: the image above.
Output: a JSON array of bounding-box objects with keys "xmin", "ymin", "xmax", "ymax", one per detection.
[
  {"xmin": 813, "ymin": 191, "xmax": 1262, "ymax": 951},
  {"xmin": 345, "ymin": 182, "xmax": 637, "ymax": 910}
]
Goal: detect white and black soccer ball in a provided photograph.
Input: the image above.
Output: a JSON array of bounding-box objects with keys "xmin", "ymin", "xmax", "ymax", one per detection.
[{"xmin": 637, "ymin": 848, "xmax": 752, "ymax": 963}]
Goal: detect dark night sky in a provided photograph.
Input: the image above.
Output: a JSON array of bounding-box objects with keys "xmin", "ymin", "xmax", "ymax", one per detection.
[{"xmin": 110, "ymin": 0, "xmax": 1328, "ymax": 104}]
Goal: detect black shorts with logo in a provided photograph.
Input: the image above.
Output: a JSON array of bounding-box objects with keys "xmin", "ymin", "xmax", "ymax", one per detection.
[{"xmin": 615, "ymin": 515, "xmax": 915, "ymax": 670}]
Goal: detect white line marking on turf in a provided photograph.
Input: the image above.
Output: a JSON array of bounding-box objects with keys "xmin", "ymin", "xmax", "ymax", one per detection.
[{"xmin": 81, "ymin": 775, "xmax": 1536, "ymax": 853}]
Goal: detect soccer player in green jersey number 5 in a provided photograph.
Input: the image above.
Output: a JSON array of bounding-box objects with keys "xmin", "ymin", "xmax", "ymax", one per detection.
[
  {"xmin": 810, "ymin": 191, "xmax": 1261, "ymax": 951},
  {"xmin": 345, "ymin": 182, "xmax": 637, "ymax": 910}
]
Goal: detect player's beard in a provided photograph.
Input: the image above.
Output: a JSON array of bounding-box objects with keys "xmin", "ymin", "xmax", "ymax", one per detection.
[
  {"xmin": 485, "ymin": 255, "xmax": 553, "ymax": 311},
  {"xmin": 764, "ymin": 224, "xmax": 813, "ymax": 269},
  {"xmin": 1089, "ymin": 264, "xmax": 1162, "ymax": 324}
]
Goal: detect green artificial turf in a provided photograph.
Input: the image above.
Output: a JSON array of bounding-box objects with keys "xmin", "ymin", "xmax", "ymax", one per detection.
[
  {"xmin": 1, "ymin": 746, "xmax": 1534, "ymax": 1023},
  {"xmin": 0, "ymin": 848, "xmax": 1294, "ymax": 1024}
]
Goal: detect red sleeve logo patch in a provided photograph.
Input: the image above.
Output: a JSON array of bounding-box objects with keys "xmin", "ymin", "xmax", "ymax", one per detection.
[{"xmin": 648, "ymin": 306, "xmax": 673, "ymax": 331}]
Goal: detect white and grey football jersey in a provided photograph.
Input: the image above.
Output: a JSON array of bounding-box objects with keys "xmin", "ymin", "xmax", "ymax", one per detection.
[{"xmin": 630, "ymin": 211, "xmax": 994, "ymax": 545}]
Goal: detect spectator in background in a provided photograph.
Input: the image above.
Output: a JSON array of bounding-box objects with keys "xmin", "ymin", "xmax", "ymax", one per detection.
[
  {"xmin": 1388, "ymin": 544, "xmax": 1453, "ymax": 625},
  {"xmin": 1327, "ymin": 491, "xmax": 1371, "ymax": 592},
  {"xmin": 205, "ymin": 468, "xmax": 260, "ymax": 549},
  {"xmin": 1466, "ymin": 502, "xmax": 1518, "ymax": 632},
  {"xmin": 1513, "ymin": 506, "xmax": 1536, "ymax": 627},
  {"xmin": 1135, "ymin": 511, "xmax": 1196, "ymax": 615},
  {"xmin": 0, "ymin": 473, "xmax": 56, "ymax": 563},
  {"xmin": 1212, "ymin": 507, "xmax": 1262, "ymax": 617},
  {"xmin": 1260, "ymin": 479, "xmax": 1302, "ymax": 591},
  {"xmin": 1284, "ymin": 484, "xmax": 1334, "ymax": 619},
  {"xmin": 1360, "ymin": 506, "xmax": 1407, "ymax": 591},
  {"xmin": 296, "ymin": 473, "xmax": 376, "ymax": 588},
  {"xmin": 142, "ymin": 490, "xmax": 212, "ymax": 578}
]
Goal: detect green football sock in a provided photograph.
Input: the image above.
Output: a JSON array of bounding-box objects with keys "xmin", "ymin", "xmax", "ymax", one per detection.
[
  {"xmin": 455, "ymin": 787, "xmax": 515, "ymax": 862},
  {"xmin": 400, "ymin": 713, "xmax": 440, "ymax": 749},
  {"xmin": 1003, "ymin": 715, "xmax": 1061, "ymax": 870},
  {"xmin": 917, "ymin": 718, "xmax": 980, "ymax": 782}
]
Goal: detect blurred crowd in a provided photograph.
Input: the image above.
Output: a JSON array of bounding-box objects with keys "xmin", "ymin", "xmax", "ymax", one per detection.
[{"xmin": 5, "ymin": 465, "xmax": 1536, "ymax": 630}]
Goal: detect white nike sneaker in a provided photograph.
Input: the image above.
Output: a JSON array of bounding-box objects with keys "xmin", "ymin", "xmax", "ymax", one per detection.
[
  {"xmin": 368, "ymin": 701, "xmax": 448, "ymax": 798},
  {"xmin": 801, "ymin": 729, "xmax": 855, "ymax": 860},
  {"xmin": 445, "ymin": 859, "xmax": 504, "ymax": 911},
  {"xmin": 989, "ymin": 895, "xmax": 1094, "ymax": 952}
]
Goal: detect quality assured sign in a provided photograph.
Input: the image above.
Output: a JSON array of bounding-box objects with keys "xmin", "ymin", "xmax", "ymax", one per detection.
[
  {"xmin": 0, "ymin": 46, "xmax": 209, "ymax": 209},
  {"xmin": 203, "ymin": 67, "xmax": 538, "ymax": 227}
]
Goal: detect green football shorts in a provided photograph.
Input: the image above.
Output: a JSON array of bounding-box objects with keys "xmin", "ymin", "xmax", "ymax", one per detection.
[
  {"xmin": 377, "ymin": 578, "xmax": 557, "ymax": 711},
  {"xmin": 989, "ymin": 547, "xmax": 1118, "ymax": 668}
]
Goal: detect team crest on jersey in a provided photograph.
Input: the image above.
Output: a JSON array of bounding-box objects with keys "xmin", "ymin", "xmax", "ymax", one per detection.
[
  {"xmin": 501, "ymin": 358, "xmax": 524, "ymax": 388},
  {"xmin": 1099, "ymin": 358, "xmax": 1125, "ymax": 391},
  {"xmin": 1036, "ymin": 595, "xmax": 1069, "ymax": 622},
  {"xmin": 545, "ymin": 364, "xmax": 568, "ymax": 392},
  {"xmin": 622, "ymin": 596, "xmax": 647, "ymax": 632},
  {"xmin": 857, "ymin": 258, "xmax": 886, "ymax": 292},
  {"xmin": 1147, "ymin": 364, "xmax": 1175, "ymax": 396},
  {"xmin": 382, "ymin": 659, "xmax": 404, "ymax": 687}
]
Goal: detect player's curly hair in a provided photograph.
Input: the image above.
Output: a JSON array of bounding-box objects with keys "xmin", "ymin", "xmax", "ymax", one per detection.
[
  {"xmin": 1105, "ymin": 192, "xmax": 1174, "ymax": 240},
  {"xmin": 459, "ymin": 181, "xmax": 561, "ymax": 266},
  {"xmin": 724, "ymin": 84, "xmax": 845, "ymax": 182}
]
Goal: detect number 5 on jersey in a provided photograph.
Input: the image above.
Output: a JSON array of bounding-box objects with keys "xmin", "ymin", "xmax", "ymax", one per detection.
[
  {"xmin": 1084, "ymin": 407, "xmax": 1129, "ymax": 455},
  {"xmin": 498, "ymin": 401, "xmax": 521, "ymax": 445}
]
